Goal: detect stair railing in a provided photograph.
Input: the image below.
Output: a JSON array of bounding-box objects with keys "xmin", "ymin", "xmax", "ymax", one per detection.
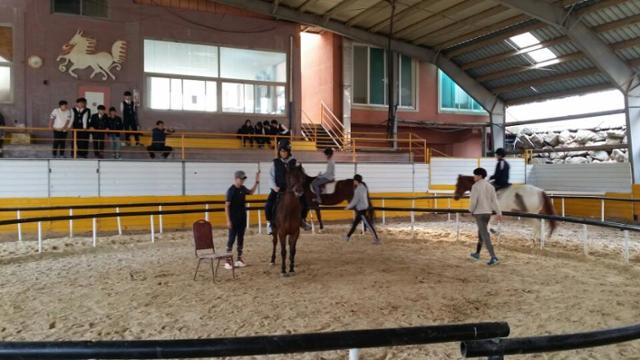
[{"xmin": 320, "ymin": 101, "xmax": 345, "ymax": 150}]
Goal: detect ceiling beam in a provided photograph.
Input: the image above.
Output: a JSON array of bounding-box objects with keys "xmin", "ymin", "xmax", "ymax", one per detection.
[
  {"xmin": 345, "ymin": 0, "xmax": 388, "ymax": 27},
  {"xmin": 476, "ymin": 52, "xmax": 583, "ymax": 82},
  {"xmin": 411, "ymin": 5, "xmax": 511, "ymax": 45},
  {"xmin": 297, "ymin": 0, "xmax": 318, "ymax": 12},
  {"xmin": 493, "ymin": 67, "xmax": 601, "ymax": 94},
  {"xmin": 394, "ymin": 0, "xmax": 485, "ymax": 39},
  {"xmin": 368, "ymin": 0, "xmax": 450, "ymax": 33},
  {"xmin": 207, "ymin": 0, "xmax": 504, "ymax": 113},
  {"xmin": 322, "ymin": 0, "xmax": 352, "ymax": 22},
  {"xmin": 272, "ymin": 0, "xmax": 279, "ymax": 14},
  {"xmin": 443, "ymin": 0, "xmax": 632, "ymax": 57},
  {"xmin": 496, "ymin": 0, "xmax": 639, "ymax": 92},
  {"xmin": 461, "ymin": 36, "xmax": 566, "ymax": 70},
  {"xmin": 505, "ymin": 84, "xmax": 615, "ymax": 105}
]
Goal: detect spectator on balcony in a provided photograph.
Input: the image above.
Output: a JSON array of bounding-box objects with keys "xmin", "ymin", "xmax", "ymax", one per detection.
[
  {"xmin": 254, "ymin": 122, "xmax": 266, "ymax": 149},
  {"xmin": 147, "ymin": 121, "xmax": 175, "ymax": 159},
  {"xmin": 106, "ymin": 107, "xmax": 123, "ymax": 159},
  {"xmin": 277, "ymin": 121, "xmax": 291, "ymax": 137},
  {"xmin": 237, "ymin": 119, "xmax": 255, "ymax": 148},
  {"xmin": 49, "ymin": 100, "xmax": 72, "ymax": 158},
  {"xmin": 121, "ymin": 91, "xmax": 141, "ymax": 146},
  {"xmin": 266, "ymin": 120, "xmax": 277, "ymax": 147},
  {"xmin": 71, "ymin": 98, "xmax": 91, "ymax": 159},
  {"xmin": 0, "ymin": 111, "xmax": 4, "ymax": 157},
  {"xmin": 89, "ymin": 105, "xmax": 107, "ymax": 159}
]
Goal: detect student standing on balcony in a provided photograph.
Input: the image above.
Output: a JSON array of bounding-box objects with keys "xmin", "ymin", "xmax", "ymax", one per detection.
[
  {"xmin": 106, "ymin": 107, "xmax": 123, "ymax": 159},
  {"xmin": 121, "ymin": 91, "xmax": 141, "ymax": 146},
  {"xmin": 48, "ymin": 100, "xmax": 72, "ymax": 158},
  {"xmin": 71, "ymin": 98, "xmax": 91, "ymax": 159},
  {"xmin": 89, "ymin": 105, "xmax": 107, "ymax": 158}
]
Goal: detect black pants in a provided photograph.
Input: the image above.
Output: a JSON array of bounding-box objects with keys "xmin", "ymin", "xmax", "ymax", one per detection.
[
  {"xmin": 241, "ymin": 136, "xmax": 253, "ymax": 147},
  {"xmin": 52, "ymin": 131, "xmax": 67, "ymax": 157},
  {"xmin": 74, "ymin": 130, "xmax": 90, "ymax": 158},
  {"xmin": 226, "ymin": 217, "xmax": 246, "ymax": 257},
  {"xmin": 123, "ymin": 119, "xmax": 140, "ymax": 143},
  {"xmin": 347, "ymin": 209, "xmax": 379, "ymax": 240},
  {"xmin": 265, "ymin": 190, "xmax": 309, "ymax": 224},
  {"xmin": 147, "ymin": 144, "xmax": 173, "ymax": 159},
  {"xmin": 93, "ymin": 133, "xmax": 105, "ymax": 157}
]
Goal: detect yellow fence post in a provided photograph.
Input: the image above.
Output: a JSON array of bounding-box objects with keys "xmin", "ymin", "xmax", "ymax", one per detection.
[
  {"xmin": 424, "ymin": 140, "xmax": 428, "ymax": 164},
  {"xmin": 73, "ymin": 130, "xmax": 77, "ymax": 159},
  {"xmin": 352, "ymin": 139, "xmax": 357, "ymax": 163},
  {"xmin": 181, "ymin": 134, "xmax": 185, "ymax": 160},
  {"xmin": 409, "ymin": 133, "xmax": 413, "ymax": 160}
]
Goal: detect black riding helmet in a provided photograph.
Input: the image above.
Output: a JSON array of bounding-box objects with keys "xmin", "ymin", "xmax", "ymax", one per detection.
[
  {"xmin": 324, "ymin": 147, "xmax": 334, "ymax": 157},
  {"xmin": 353, "ymin": 174, "xmax": 363, "ymax": 183},
  {"xmin": 495, "ymin": 148, "xmax": 506, "ymax": 157},
  {"xmin": 278, "ymin": 139, "xmax": 292, "ymax": 154}
]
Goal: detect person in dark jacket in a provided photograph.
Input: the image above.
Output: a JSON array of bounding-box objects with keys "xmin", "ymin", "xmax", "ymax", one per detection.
[
  {"xmin": 121, "ymin": 91, "xmax": 141, "ymax": 146},
  {"xmin": 71, "ymin": 97, "xmax": 91, "ymax": 159},
  {"xmin": 237, "ymin": 119, "xmax": 254, "ymax": 148},
  {"xmin": 265, "ymin": 120, "xmax": 275, "ymax": 147},
  {"xmin": 147, "ymin": 121, "xmax": 175, "ymax": 159},
  {"xmin": 254, "ymin": 122, "xmax": 265, "ymax": 148},
  {"xmin": 89, "ymin": 105, "xmax": 107, "ymax": 158},
  {"xmin": 265, "ymin": 140, "xmax": 310, "ymax": 235},
  {"xmin": 106, "ymin": 107, "xmax": 124, "ymax": 159},
  {"xmin": 490, "ymin": 148, "xmax": 511, "ymax": 190}
]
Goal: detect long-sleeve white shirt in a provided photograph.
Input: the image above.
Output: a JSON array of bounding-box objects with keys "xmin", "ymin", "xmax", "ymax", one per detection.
[
  {"xmin": 347, "ymin": 183, "xmax": 369, "ymax": 211},
  {"xmin": 469, "ymin": 179, "xmax": 502, "ymax": 215}
]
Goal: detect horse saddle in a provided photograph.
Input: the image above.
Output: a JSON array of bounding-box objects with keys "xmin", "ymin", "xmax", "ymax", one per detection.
[{"xmin": 310, "ymin": 181, "xmax": 337, "ymax": 195}]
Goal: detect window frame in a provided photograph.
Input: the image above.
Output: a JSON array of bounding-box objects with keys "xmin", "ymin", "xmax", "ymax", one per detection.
[
  {"xmin": 351, "ymin": 43, "xmax": 417, "ymax": 111},
  {"xmin": 50, "ymin": 0, "xmax": 109, "ymax": 19},
  {"xmin": 437, "ymin": 70, "xmax": 487, "ymax": 116},
  {"xmin": 143, "ymin": 38, "xmax": 288, "ymax": 115},
  {"xmin": 0, "ymin": 23, "xmax": 13, "ymax": 104}
]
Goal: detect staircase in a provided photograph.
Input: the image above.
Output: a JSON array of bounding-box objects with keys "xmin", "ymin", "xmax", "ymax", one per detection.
[{"xmin": 301, "ymin": 102, "xmax": 348, "ymax": 151}]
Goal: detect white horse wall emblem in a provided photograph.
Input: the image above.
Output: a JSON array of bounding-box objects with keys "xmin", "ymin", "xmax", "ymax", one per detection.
[{"xmin": 57, "ymin": 30, "xmax": 127, "ymax": 80}]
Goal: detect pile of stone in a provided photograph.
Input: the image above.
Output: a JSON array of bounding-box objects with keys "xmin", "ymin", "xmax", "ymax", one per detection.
[{"xmin": 513, "ymin": 127, "xmax": 628, "ymax": 164}]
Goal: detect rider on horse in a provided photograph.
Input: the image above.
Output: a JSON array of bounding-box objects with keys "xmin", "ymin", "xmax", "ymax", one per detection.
[
  {"xmin": 265, "ymin": 140, "xmax": 311, "ymax": 235},
  {"xmin": 490, "ymin": 148, "xmax": 511, "ymax": 191},
  {"xmin": 311, "ymin": 147, "xmax": 335, "ymax": 205}
]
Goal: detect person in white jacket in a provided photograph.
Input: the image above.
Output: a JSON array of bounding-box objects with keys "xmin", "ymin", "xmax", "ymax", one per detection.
[
  {"xmin": 311, "ymin": 148, "xmax": 335, "ymax": 204},
  {"xmin": 468, "ymin": 167, "xmax": 502, "ymax": 266},
  {"xmin": 344, "ymin": 174, "xmax": 380, "ymax": 244}
]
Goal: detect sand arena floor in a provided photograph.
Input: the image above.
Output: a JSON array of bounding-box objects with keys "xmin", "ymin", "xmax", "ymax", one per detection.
[{"xmin": 1, "ymin": 217, "xmax": 640, "ymax": 359}]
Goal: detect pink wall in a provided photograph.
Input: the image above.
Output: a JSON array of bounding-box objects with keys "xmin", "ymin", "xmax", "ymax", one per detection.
[
  {"xmin": 300, "ymin": 32, "xmax": 342, "ymax": 123},
  {"xmin": 1, "ymin": 0, "xmax": 301, "ymax": 134}
]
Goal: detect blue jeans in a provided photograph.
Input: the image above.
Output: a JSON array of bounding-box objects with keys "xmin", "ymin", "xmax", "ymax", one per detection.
[{"xmin": 109, "ymin": 134, "xmax": 121, "ymax": 158}]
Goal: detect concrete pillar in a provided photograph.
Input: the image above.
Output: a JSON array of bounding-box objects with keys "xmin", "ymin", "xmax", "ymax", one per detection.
[
  {"xmin": 342, "ymin": 39, "xmax": 353, "ymax": 140},
  {"xmin": 490, "ymin": 102, "xmax": 505, "ymax": 153}
]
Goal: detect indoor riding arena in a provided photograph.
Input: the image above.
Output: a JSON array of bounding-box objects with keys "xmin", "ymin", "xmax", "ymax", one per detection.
[{"xmin": 2, "ymin": 0, "xmax": 640, "ymax": 359}]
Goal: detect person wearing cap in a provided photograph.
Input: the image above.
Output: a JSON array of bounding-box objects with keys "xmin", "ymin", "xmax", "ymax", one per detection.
[
  {"xmin": 265, "ymin": 140, "xmax": 311, "ymax": 235},
  {"xmin": 311, "ymin": 148, "xmax": 335, "ymax": 204},
  {"xmin": 345, "ymin": 174, "xmax": 380, "ymax": 244},
  {"xmin": 469, "ymin": 167, "xmax": 502, "ymax": 266},
  {"xmin": 225, "ymin": 169, "xmax": 260, "ymax": 269},
  {"xmin": 490, "ymin": 148, "xmax": 511, "ymax": 191}
]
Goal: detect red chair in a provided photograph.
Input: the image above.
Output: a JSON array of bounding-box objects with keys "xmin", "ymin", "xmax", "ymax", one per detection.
[{"xmin": 192, "ymin": 219, "xmax": 235, "ymax": 281}]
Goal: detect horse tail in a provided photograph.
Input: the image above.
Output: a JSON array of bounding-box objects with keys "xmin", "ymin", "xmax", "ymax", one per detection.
[{"xmin": 541, "ymin": 191, "xmax": 557, "ymax": 237}]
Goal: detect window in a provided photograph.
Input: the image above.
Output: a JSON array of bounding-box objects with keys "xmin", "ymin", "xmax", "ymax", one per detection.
[
  {"xmin": 144, "ymin": 40, "xmax": 218, "ymax": 78},
  {"xmin": 507, "ymin": 32, "xmax": 558, "ymax": 66},
  {"xmin": 222, "ymin": 83, "xmax": 285, "ymax": 114},
  {"xmin": 51, "ymin": 0, "xmax": 108, "ymax": 17},
  {"xmin": 0, "ymin": 26, "xmax": 12, "ymax": 103},
  {"xmin": 352, "ymin": 45, "xmax": 415, "ymax": 108},
  {"xmin": 220, "ymin": 48, "xmax": 286, "ymax": 82},
  {"xmin": 148, "ymin": 77, "xmax": 217, "ymax": 112},
  {"xmin": 438, "ymin": 70, "xmax": 486, "ymax": 114}
]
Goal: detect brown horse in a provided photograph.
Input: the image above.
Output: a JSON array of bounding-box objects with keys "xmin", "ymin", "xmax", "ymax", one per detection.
[
  {"xmin": 271, "ymin": 163, "xmax": 306, "ymax": 275},
  {"xmin": 454, "ymin": 175, "xmax": 557, "ymax": 241},
  {"xmin": 303, "ymin": 175, "xmax": 375, "ymax": 231}
]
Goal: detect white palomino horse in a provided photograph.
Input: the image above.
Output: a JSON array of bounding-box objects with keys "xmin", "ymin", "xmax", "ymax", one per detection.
[
  {"xmin": 454, "ymin": 175, "xmax": 557, "ymax": 242},
  {"xmin": 56, "ymin": 30, "xmax": 127, "ymax": 80}
]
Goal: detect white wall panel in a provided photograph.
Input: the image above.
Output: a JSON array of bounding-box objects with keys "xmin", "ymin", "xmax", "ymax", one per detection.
[
  {"xmin": 258, "ymin": 162, "xmax": 356, "ymax": 195},
  {"xmin": 185, "ymin": 162, "xmax": 259, "ymax": 195},
  {"xmin": 0, "ymin": 160, "xmax": 49, "ymax": 198},
  {"xmin": 414, "ymin": 164, "xmax": 429, "ymax": 192},
  {"xmin": 49, "ymin": 160, "xmax": 99, "ymax": 197},
  {"xmin": 356, "ymin": 164, "xmax": 414, "ymax": 192},
  {"xmin": 527, "ymin": 163, "xmax": 632, "ymax": 193},
  {"xmin": 429, "ymin": 158, "xmax": 477, "ymax": 185},
  {"xmin": 479, "ymin": 158, "xmax": 526, "ymax": 184},
  {"xmin": 100, "ymin": 161, "xmax": 183, "ymax": 196}
]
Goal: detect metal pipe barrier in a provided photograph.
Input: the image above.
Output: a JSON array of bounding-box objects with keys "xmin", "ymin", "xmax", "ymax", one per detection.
[
  {"xmin": 461, "ymin": 323, "xmax": 640, "ymax": 358},
  {"xmin": 0, "ymin": 323, "xmax": 509, "ymax": 359}
]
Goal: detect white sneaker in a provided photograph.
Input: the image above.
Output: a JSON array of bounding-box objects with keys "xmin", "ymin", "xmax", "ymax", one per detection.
[
  {"xmin": 224, "ymin": 262, "xmax": 233, "ymax": 270},
  {"xmin": 344, "ymin": 235, "xmax": 350, "ymax": 242},
  {"xmin": 235, "ymin": 259, "xmax": 246, "ymax": 268},
  {"xmin": 267, "ymin": 223, "xmax": 273, "ymax": 235}
]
